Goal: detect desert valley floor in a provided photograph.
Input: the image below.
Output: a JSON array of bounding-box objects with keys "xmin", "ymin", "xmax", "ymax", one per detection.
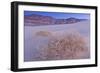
[{"xmin": 24, "ymin": 20, "xmax": 90, "ymax": 62}]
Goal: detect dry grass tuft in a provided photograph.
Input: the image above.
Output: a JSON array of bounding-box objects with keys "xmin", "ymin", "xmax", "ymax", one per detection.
[{"xmin": 35, "ymin": 30, "xmax": 52, "ymax": 37}]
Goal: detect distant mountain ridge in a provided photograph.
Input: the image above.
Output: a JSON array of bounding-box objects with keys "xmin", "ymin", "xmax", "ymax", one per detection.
[{"xmin": 24, "ymin": 14, "xmax": 87, "ymax": 26}]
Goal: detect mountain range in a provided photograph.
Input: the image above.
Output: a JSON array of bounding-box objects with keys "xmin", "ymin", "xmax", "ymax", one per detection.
[{"xmin": 24, "ymin": 14, "xmax": 87, "ymax": 26}]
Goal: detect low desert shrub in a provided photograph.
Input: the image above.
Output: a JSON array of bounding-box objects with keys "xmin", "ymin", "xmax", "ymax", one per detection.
[{"xmin": 40, "ymin": 30, "xmax": 89, "ymax": 60}]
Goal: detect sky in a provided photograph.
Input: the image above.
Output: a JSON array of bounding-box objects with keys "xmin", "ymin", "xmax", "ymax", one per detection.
[{"xmin": 24, "ymin": 11, "xmax": 90, "ymax": 19}]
